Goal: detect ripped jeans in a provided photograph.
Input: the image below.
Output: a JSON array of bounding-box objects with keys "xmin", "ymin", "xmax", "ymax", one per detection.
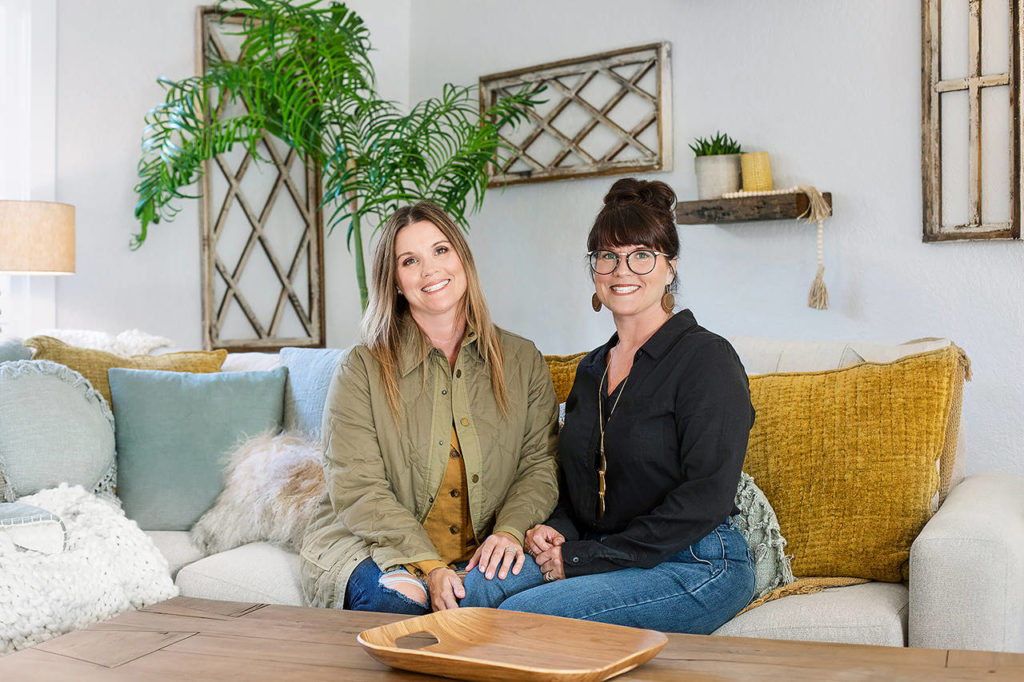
[
  {"xmin": 498, "ymin": 521, "xmax": 755, "ymax": 633},
  {"xmin": 344, "ymin": 557, "xmax": 540, "ymax": 614}
]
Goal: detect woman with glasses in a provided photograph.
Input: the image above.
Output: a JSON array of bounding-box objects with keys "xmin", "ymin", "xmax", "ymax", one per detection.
[
  {"xmin": 300, "ymin": 201, "xmax": 558, "ymax": 614},
  {"xmin": 486, "ymin": 178, "xmax": 756, "ymax": 633}
]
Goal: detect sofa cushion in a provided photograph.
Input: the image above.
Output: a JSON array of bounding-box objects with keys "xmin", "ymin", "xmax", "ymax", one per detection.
[
  {"xmin": 0, "ymin": 337, "xmax": 32, "ymax": 363},
  {"xmin": 713, "ymin": 582, "xmax": 908, "ymax": 647},
  {"xmin": 744, "ymin": 346, "xmax": 967, "ymax": 582},
  {"xmin": 221, "ymin": 352, "xmax": 281, "ymax": 373},
  {"xmin": 109, "ymin": 367, "xmax": 287, "ymax": 531},
  {"xmin": 729, "ymin": 335, "xmax": 954, "ymax": 375},
  {"xmin": 543, "ymin": 352, "xmax": 588, "ymax": 404},
  {"xmin": 279, "ymin": 347, "xmax": 349, "ymax": 440},
  {"xmin": 145, "ymin": 530, "xmax": 205, "ymax": 579},
  {"xmin": 24, "ymin": 335, "xmax": 227, "ymax": 406},
  {"xmin": 731, "ymin": 335, "xmax": 968, "ymax": 500},
  {"xmin": 0, "ymin": 360, "xmax": 115, "ymax": 502},
  {"xmin": 175, "ymin": 542, "xmax": 303, "ymax": 606}
]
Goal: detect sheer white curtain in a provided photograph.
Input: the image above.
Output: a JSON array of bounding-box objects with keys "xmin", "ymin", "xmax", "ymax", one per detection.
[{"xmin": 0, "ymin": 0, "xmax": 58, "ymax": 337}]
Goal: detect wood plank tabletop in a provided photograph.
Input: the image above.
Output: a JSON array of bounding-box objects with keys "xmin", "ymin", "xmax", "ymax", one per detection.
[{"xmin": 1, "ymin": 597, "xmax": 1022, "ymax": 681}]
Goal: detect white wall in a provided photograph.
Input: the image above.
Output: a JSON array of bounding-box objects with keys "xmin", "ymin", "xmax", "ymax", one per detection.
[
  {"xmin": 43, "ymin": 1, "xmax": 1024, "ymax": 475},
  {"xmin": 52, "ymin": 0, "xmax": 409, "ymax": 349},
  {"xmin": 406, "ymin": 0, "xmax": 1024, "ymax": 476}
]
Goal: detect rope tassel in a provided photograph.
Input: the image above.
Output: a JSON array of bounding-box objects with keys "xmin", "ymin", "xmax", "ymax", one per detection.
[
  {"xmin": 722, "ymin": 184, "xmax": 834, "ymax": 310},
  {"xmin": 797, "ymin": 185, "xmax": 831, "ymax": 311}
]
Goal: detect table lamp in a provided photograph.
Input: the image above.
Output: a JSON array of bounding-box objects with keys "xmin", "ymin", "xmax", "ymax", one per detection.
[{"xmin": 0, "ymin": 200, "xmax": 76, "ymax": 334}]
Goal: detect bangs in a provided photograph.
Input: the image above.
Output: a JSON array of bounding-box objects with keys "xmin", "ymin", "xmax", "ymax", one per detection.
[{"xmin": 587, "ymin": 204, "xmax": 672, "ymax": 253}]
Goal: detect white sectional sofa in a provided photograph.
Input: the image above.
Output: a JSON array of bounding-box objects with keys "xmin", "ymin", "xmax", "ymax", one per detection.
[{"xmin": 145, "ymin": 335, "xmax": 1024, "ymax": 653}]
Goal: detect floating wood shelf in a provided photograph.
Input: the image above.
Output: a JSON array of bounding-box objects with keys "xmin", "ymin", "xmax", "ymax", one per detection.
[{"xmin": 675, "ymin": 192, "xmax": 832, "ymax": 225}]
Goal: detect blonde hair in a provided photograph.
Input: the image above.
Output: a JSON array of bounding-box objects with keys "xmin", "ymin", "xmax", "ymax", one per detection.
[{"xmin": 361, "ymin": 201, "xmax": 508, "ymax": 420}]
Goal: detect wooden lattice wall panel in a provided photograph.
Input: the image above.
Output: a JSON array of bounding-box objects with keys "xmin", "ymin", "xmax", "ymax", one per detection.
[
  {"xmin": 922, "ymin": 0, "xmax": 1022, "ymax": 241},
  {"xmin": 481, "ymin": 43, "xmax": 672, "ymax": 187},
  {"xmin": 197, "ymin": 8, "xmax": 325, "ymax": 351}
]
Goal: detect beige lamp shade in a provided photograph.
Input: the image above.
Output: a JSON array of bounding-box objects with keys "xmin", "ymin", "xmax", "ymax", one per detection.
[{"xmin": 0, "ymin": 200, "xmax": 75, "ymax": 274}]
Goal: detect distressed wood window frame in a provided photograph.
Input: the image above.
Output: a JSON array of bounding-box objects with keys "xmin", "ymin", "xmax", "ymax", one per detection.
[
  {"xmin": 480, "ymin": 43, "xmax": 672, "ymax": 187},
  {"xmin": 922, "ymin": 0, "xmax": 1022, "ymax": 241},
  {"xmin": 197, "ymin": 7, "xmax": 326, "ymax": 351}
]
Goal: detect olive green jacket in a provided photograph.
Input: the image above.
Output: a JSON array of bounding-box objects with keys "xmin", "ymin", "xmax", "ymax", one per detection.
[{"xmin": 299, "ymin": 322, "xmax": 559, "ymax": 607}]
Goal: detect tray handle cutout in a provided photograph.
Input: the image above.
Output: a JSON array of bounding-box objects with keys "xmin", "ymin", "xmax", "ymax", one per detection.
[{"xmin": 395, "ymin": 631, "xmax": 440, "ymax": 650}]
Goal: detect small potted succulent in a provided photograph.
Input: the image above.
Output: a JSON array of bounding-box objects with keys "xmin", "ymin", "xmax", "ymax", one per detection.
[{"xmin": 690, "ymin": 132, "xmax": 743, "ymax": 199}]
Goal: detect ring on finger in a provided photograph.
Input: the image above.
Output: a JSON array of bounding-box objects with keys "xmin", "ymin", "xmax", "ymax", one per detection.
[
  {"xmin": 543, "ymin": 571, "xmax": 554, "ymax": 582},
  {"xmin": 503, "ymin": 547, "xmax": 517, "ymax": 555}
]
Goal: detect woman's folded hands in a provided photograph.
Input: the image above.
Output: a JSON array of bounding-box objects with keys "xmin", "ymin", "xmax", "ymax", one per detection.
[{"xmin": 526, "ymin": 524, "xmax": 566, "ymax": 580}]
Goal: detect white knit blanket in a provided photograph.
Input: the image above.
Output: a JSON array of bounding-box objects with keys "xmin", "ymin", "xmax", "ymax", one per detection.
[{"xmin": 0, "ymin": 485, "xmax": 178, "ymax": 655}]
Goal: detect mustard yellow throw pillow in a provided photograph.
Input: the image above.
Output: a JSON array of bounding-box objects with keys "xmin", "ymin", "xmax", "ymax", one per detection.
[
  {"xmin": 544, "ymin": 352, "xmax": 588, "ymax": 404},
  {"xmin": 743, "ymin": 345, "xmax": 968, "ymax": 583},
  {"xmin": 25, "ymin": 336, "xmax": 227, "ymax": 407}
]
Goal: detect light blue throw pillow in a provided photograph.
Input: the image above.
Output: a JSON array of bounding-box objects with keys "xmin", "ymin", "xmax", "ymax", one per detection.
[
  {"xmin": 0, "ymin": 360, "xmax": 116, "ymax": 502},
  {"xmin": 0, "ymin": 337, "xmax": 32, "ymax": 363},
  {"xmin": 109, "ymin": 367, "xmax": 287, "ymax": 531},
  {"xmin": 279, "ymin": 347, "xmax": 349, "ymax": 440}
]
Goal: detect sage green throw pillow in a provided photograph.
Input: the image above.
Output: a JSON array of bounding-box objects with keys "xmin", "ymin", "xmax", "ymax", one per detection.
[
  {"xmin": 109, "ymin": 367, "xmax": 287, "ymax": 531},
  {"xmin": 733, "ymin": 472, "xmax": 796, "ymax": 599},
  {"xmin": 0, "ymin": 360, "xmax": 115, "ymax": 502}
]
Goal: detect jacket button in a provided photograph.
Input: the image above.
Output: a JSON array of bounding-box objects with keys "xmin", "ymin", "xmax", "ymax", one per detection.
[
  {"xmin": 441, "ymin": 389, "xmax": 447, "ymax": 396},
  {"xmin": 572, "ymin": 556, "xmax": 580, "ymax": 564},
  {"xmin": 428, "ymin": 497, "xmax": 434, "ymax": 503},
  {"xmin": 439, "ymin": 440, "xmax": 444, "ymax": 446},
  {"xmin": 449, "ymin": 525, "xmax": 458, "ymax": 535},
  {"xmin": 460, "ymin": 417, "xmax": 469, "ymax": 426},
  {"xmin": 450, "ymin": 489, "xmax": 459, "ymax": 498},
  {"xmin": 471, "ymin": 474, "xmax": 479, "ymax": 483},
  {"xmin": 456, "ymin": 369, "xmax": 462, "ymax": 378}
]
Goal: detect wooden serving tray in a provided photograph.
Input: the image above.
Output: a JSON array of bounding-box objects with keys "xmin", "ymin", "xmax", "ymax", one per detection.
[{"xmin": 357, "ymin": 607, "xmax": 667, "ymax": 681}]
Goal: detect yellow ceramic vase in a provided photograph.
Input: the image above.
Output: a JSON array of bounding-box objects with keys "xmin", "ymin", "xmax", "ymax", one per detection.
[{"xmin": 741, "ymin": 152, "xmax": 773, "ymax": 192}]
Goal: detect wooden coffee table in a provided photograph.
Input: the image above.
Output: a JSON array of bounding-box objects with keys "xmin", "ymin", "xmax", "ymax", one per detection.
[{"xmin": 1, "ymin": 596, "xmax": 1021, "ymax": 680}]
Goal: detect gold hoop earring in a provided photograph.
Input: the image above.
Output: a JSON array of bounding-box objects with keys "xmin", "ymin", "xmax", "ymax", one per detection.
[
  {"xmin": 591, "ymin": 293, "xmax": 602, "ymax": 312},
  {"xmin": 661, "ymin": 288, "xmax": 675, "ymax": 313}
]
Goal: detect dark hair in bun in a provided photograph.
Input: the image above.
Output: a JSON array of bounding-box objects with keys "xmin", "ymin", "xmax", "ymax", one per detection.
[{"xmin": 587, "ymin": 178, "xmax": 679, "ymax": 261}]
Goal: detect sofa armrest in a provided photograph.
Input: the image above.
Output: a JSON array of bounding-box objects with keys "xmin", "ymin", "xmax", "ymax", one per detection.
[{"xmin": 909, "ymin": 473, "xmax": 1024, "ymax": 652}]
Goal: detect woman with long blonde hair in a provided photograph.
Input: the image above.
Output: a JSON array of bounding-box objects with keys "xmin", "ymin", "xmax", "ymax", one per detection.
[{"xmin": 300, "ymin": 201, "xmax": 559, "ymax": 612}]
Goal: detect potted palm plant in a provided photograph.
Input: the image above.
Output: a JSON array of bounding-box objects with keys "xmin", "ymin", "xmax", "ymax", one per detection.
[
  {"xmin": 689, "ymin": 132, "xmax": 742, "ymax": 200},
  {"xmin": 133, "ymin": 0, "xmax": 539, "ymax": 310}
]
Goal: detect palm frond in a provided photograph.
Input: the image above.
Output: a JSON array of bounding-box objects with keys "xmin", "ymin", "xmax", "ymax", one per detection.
[{"xmin": 133, "ymin": 0, "xmax": 540, "ymax": 309}]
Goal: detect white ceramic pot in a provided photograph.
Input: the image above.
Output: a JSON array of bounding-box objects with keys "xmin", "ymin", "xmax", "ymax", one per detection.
[{"xmin": 694, "ymin": 154, "xmax": 741, "ymax": 199}]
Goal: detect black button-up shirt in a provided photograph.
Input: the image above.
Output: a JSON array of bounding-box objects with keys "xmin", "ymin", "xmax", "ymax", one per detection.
[{"xmin": 548, "ymin": 309, "xmax": 755, "ymax": 577}]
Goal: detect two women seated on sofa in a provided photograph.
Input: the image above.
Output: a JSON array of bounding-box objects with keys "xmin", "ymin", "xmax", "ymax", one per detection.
[{"xmin": 299, "ymin": 179, "xmax": 756, "ymax": 634}]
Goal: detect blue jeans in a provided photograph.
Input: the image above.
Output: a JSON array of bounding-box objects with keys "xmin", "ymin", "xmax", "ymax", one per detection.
[
  {"xmin": 497, "ymin": 522, "xmax": 755, "ymax": 634},
  {"xmin": 345, "ymin": 556, "xmax": 545, "ymax": 614}
]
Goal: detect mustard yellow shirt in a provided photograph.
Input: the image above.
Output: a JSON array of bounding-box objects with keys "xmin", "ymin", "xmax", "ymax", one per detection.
[{"xmin": 406, "ymin": 426, "xmax": 478, "ymax": 577}]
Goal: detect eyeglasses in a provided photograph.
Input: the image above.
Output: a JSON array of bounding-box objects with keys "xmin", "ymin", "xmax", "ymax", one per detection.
[{"xmin": 588, "ymin": 249, "xmax": 670, "ymax": 276}]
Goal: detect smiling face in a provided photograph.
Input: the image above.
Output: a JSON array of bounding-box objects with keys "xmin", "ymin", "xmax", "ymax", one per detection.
[
  {"xmin": 394, "ymin": 219, "xmax": 468, "ymax": 322},
  {"xmin": 593, "ymin": 244, "xmax": 676, "ymax": 321}
]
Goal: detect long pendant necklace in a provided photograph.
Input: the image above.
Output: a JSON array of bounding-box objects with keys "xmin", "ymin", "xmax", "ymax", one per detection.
[{"xmin": 596, "ymin": 354, "xmax": 629, "ymax": 518}]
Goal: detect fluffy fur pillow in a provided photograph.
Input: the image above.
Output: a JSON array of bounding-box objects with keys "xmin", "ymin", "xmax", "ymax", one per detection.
[{"xmin": 190, "ymin": 431, "xmax": 325, "ymax": 554}]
